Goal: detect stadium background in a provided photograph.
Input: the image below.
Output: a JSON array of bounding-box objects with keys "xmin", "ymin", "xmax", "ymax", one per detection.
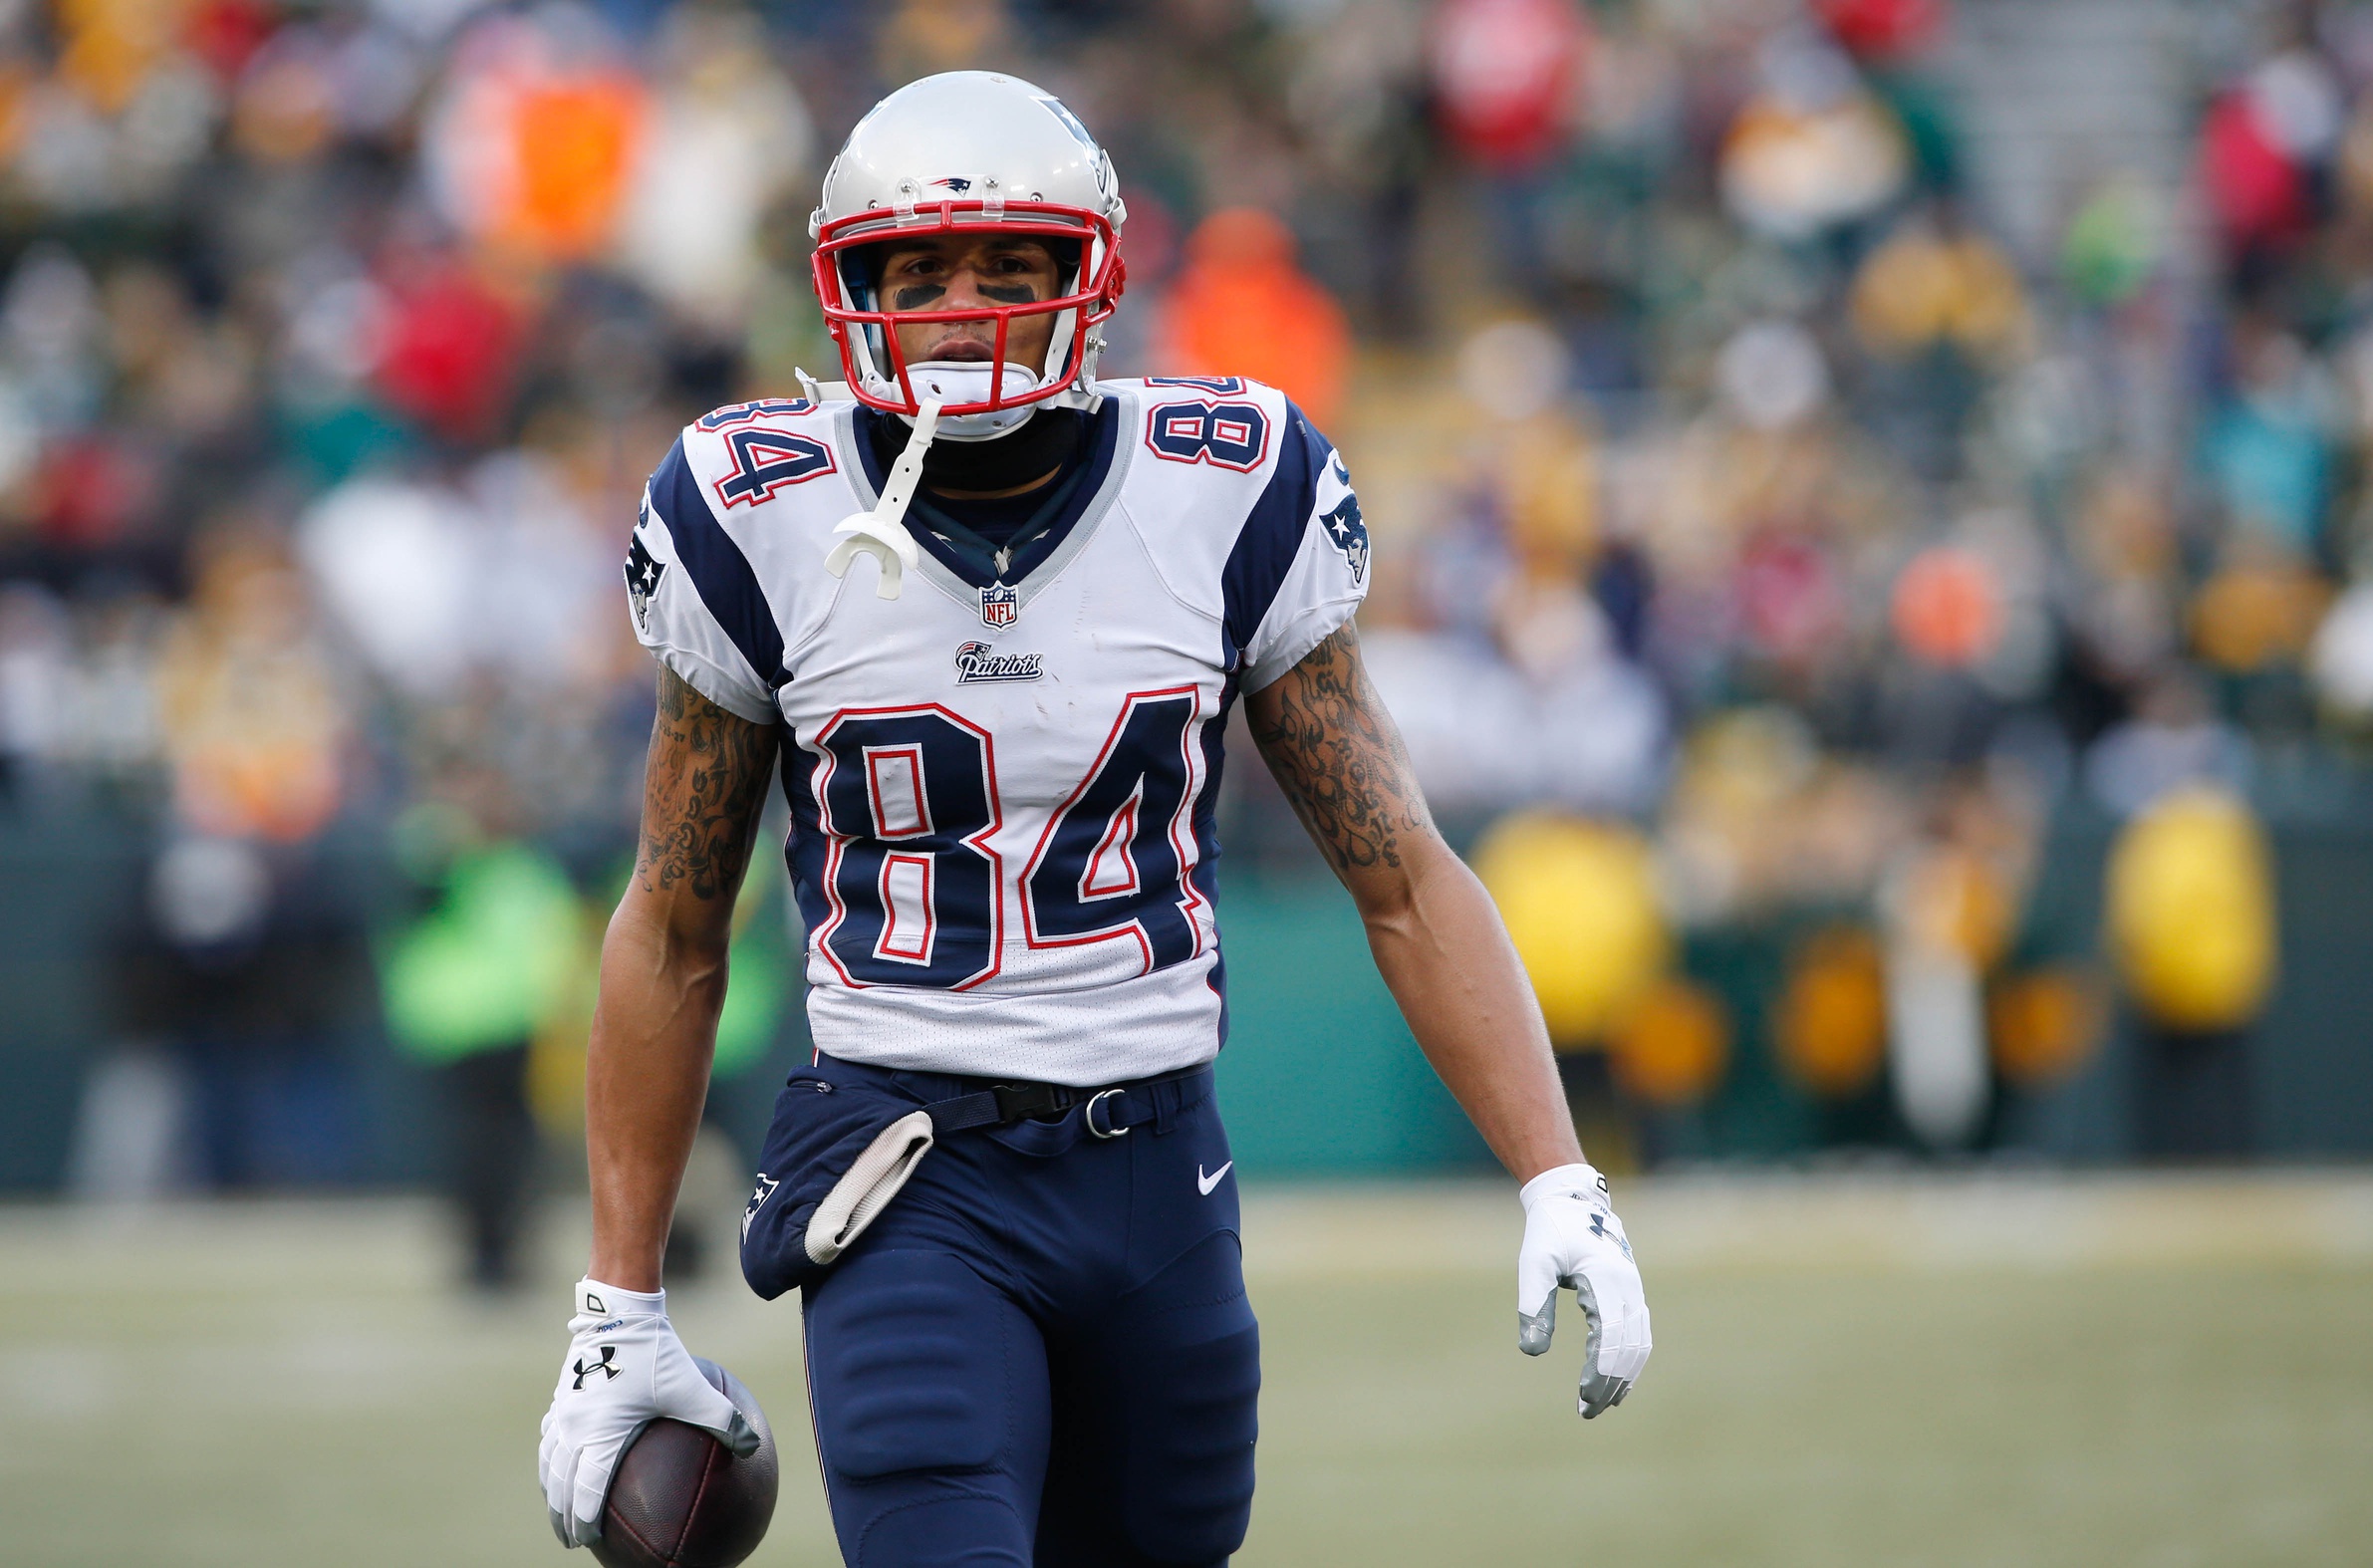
[{"xmin": 0, "ymin": 0, "xmax": 2367, "ymax": 1563}]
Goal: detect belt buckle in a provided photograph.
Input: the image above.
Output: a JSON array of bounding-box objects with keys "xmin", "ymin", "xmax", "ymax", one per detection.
[{"xmin": 1083, "ymin": 1087, "xmax": 1130, "ymax": 1140}]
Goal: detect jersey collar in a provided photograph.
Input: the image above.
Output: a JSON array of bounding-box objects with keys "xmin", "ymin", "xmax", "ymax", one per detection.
[{"xmin": 841, "ymin": 396, "xmax": 1127, "ymax": 608}]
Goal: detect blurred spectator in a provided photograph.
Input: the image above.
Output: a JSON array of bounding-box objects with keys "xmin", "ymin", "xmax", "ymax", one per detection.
[
  {"xmin": 1720, "ymin": 29, "xmax": 1908, "ymax": 239},
  {"xmin": 155, "ymin": 536, "xmax": 348, "ymax": 842},
  {"xmin": 616, "ymin": 7, "xmax": 812, "ymax": 334},
  {"xmin": 424, "ymin": 11, "xmax": 649, "ymax": 266},
  {"xmin": 112, "ymin": 828, "xmax": 376, "ymax": 1189},
  {"xmin": 1159, "ymin": 208, "xmax": 1352, "ymax": 427},
  {"xmin": 1430, "ymin": 0, "xmax": 1586, "ymax": 173},
  {"xmin": 2106, "ymin": 785, "xmax": 2276, "ymax": 1159},
  {"xmin": 382, "ymin": 795, "xmax": 586, "ymax": 1292}
]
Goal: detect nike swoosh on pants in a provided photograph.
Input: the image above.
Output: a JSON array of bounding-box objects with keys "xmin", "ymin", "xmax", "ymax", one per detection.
[{"xmin": 1197, "ymin": 1162, "xmax": 1231, "ymax": 1195}]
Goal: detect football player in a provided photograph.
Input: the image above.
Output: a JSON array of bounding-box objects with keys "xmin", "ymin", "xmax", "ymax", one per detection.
[{"xmin": 540, "ymin": 71, "xmax": 1650, "ymax": 1567}]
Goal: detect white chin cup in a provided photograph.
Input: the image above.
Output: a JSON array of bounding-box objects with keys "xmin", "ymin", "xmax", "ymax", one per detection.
[{"xmin": 872, "ymin": 360, "xmax": 1043, "ymax": 439}]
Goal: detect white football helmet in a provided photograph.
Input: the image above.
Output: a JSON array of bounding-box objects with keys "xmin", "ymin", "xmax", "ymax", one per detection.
[{"xmin": 809, "ymin": 71, "xmax": 1128, "ymax": 436}]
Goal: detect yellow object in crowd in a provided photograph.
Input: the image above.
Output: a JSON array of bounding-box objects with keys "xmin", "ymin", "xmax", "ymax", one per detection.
[
  {"xmin": 1895, "ymin": 840, "xmax": 2016, "ymax": 970},
  {"xmin": 2190, "ymin": 559, "xmax": 2332, "ymax": 673},
  {"xmin": 1471, "ymin": 813, "xmax": 1670, "ymax": 1049},
  {"xmin": 154, "ymin": 547, "xmax": 348, "ymax": 843},
  {"xmin": 1850, "ymin": 222, "xmax": 2030, "ymax": 360},
  {"xmin": 1774, "ymin": 924, "xmax": 1888, "ymax": 1097},
  {"xmin": 1987, "ymin": 966, "xmax": 2105, "ymax": 1086},
  {"xmin": 1500, "ymin": 413, "xmax": 1599, "ymax": 572},
  {"xmin": 2106, "ymin": 786, "xmax": 2277, "ymax": 1032},
  {"xmin": 56, "ymin": 0, "xmax": 178, "ymax": 116},
  {"xmin": 1608, "ymin": 976, "xmax": 1730, "ymax": 1108}
]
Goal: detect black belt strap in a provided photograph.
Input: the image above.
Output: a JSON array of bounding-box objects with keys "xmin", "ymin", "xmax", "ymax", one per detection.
[{"xmin": 923, "ymin": 1065, "xmax": 1209, "ymax": 1140}]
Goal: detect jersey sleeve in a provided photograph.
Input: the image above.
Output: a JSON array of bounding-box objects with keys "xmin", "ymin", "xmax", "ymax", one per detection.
[
  {"xmin": 625, "ymin": 435, "xmax": 784, "ymax": 724},
  {"xmin": 1227, "ymin": 403, "xmax": 1371, "ymax": 693}
]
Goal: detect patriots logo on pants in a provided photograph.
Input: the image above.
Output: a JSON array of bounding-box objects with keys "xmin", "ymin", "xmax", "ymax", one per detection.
[
  {"xmin": 979, "ymin": 582, "xmax": 1019, "ymax": 629},
  {"xmin": 743, "ymin": 1173, "xmax": 780, "ymax": 1241}
]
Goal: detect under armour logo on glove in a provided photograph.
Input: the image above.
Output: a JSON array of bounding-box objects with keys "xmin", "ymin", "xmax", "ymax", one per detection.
[
  {"xmin": 572, "ymin": 1345, "xmax": 621, "ymax": 1389},
  {"xmin": 542, "ymin": 1277, "xmax": 757, "ymax": 1548}
]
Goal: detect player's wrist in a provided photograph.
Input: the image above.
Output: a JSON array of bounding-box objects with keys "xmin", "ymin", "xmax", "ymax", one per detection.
[
  {"xmin": 582, "ymin": 1238, "xmax": 665, "ymax": 1296},
  {"xmin": 1519, "ymin": 1162, "xmax": 1607, "ymax": 1213},
  {"xmin": 574, "ymin": 1276, "xmax": 667, "ymax": 1320}
]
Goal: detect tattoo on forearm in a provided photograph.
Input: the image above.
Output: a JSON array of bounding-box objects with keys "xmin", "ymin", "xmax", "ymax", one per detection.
[
  {"xmin": 636, "ymin": 669, "xmax": 778, "ymax": 902},
  {"xmin": 1250, "ymin": 627, "xmax": 1434, "ymax": 874}
]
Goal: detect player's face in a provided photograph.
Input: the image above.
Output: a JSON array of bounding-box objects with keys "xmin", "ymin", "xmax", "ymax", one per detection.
[{"xmin": 876, "ymin": 234, "xmax": 1063, "ymax": 374}]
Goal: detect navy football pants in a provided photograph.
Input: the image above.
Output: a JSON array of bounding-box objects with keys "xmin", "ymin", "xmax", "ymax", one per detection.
[{"xmin": 793, "ymin": 1057, "xmax": 1259, "ymax": 1567}]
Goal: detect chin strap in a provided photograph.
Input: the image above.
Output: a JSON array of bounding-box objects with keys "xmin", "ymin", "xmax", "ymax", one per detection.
[{"xmin": 826, "ymin": 397, "xmax": 939, "ymax": 599}]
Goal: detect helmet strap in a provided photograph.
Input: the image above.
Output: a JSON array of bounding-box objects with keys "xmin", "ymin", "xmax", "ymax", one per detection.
[{"xmin": 825, "ymin": 398, "xmax": 938, "ymax": 599}]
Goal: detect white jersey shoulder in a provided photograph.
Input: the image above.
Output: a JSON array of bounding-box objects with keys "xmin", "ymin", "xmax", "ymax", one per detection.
[{"xmin": 621, "ymin": 379, "xmax": 1370, "ymax": 1084}]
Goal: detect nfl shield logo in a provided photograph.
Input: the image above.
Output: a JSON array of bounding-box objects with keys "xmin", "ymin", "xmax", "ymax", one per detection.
[{"xmin": 979, "ymin": 583, "xmax": 1019, "ymax": 629}]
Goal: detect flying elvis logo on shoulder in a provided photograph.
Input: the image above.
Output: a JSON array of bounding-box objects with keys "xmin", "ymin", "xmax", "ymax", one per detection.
[
  {"xmin": 625, "ymin": 521, "xmax": 665, "ymax": 632},
  {"xmin": 1319, "ymin": 451, "xmax": 1367, "ymax": 583},
  {"xmin": 1319, "ymin": 490, "xmax": 1368, "ymax": 586},
  {"xmin": 954, "ymin": 641, "xmax": 1044, "ymax": 683}
]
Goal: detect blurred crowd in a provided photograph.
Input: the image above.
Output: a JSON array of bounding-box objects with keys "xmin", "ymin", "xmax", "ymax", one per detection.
[{"xmin": 3, "ymin": 0, "xmax": 2368, "ymax": 1224}]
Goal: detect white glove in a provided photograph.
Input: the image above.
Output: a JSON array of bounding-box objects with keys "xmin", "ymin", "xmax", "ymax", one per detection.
[
  {"xmin": 1516, "ymin": 1164, "xmax": 1652, "ymax": 1419},
  {"xmin": 538, "ymin": 1278, "xmax": 757, "ymax": 1547}
]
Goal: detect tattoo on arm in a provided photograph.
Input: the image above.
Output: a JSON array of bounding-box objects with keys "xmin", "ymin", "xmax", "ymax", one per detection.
[
  {"xmin": 1249, "ymin": 626, "xmax": 1435, "ymax": 876},
  {"xmin": 635, "ymin": 668, "xmax": 780, "ymax": 902}
]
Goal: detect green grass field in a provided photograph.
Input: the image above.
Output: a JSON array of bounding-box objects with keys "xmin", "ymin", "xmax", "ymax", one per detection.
[{"xmin": 5, "ymin": 1176, "xmax": 2369, "ymax": 1567}]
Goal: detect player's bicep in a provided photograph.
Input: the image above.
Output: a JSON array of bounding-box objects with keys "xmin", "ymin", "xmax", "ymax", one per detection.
[
  {"xmin": 1245, "ymin": 624, "xmax": 1437, "ymax": 897},
  {"xmin": 633, "ymin": 666, "xmax": 781, "ymax": 924}
]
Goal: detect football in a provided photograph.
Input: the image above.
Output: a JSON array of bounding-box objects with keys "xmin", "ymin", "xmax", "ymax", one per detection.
[{"xmin": 588, "ymin": 1358, "xmax": 779, "ymax": 1568}]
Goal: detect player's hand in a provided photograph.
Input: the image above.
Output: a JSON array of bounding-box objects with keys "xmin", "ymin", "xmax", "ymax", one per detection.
[
  {"xmin": 1515, "ymin": 1164, "xmax": 1651, "ymax": 1419},
  {"xmin": 538, "ymin": 1278, "xmax": 758, "ymax": 1547}
]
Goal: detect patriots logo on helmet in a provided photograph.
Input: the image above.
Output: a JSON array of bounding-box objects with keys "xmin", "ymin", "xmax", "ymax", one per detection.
[
  {"xmin": 929, "ymin": 176, "xmax": 973, "ymax": 192},
  {"xmin": 1319, "ymin": 493, "xmax": 1368, "ymax": 586}
]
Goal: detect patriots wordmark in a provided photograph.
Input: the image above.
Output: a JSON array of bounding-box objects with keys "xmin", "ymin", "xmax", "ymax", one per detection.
[{"xmin": 953, "ymin": 640, "xmax": 1045, "ymax": 683}]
